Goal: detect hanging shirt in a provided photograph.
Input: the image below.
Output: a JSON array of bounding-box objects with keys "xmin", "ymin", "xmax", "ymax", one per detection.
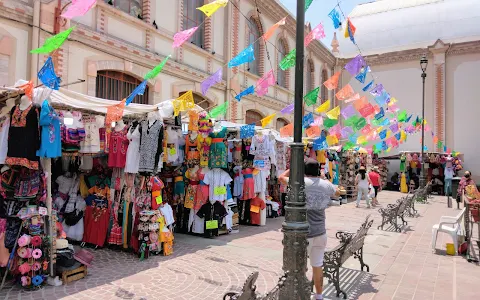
[
  {"xmin": 36, "ymin": 100, "xmax": 61, "ymax": 158},
  {"xmin": 202, "ymin": 168, "xmax": 232, "ymax": 202},
  {"xmin": 196, "ymin": 201, "xmax": 227, "ymax": 238},
  {"xmin": 250, "ymin": 197, "xmax": 266, "ymax": 225}
]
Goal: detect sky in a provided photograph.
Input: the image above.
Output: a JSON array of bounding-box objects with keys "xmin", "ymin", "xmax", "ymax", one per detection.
[{"xmin": 279, "ymin": 0, "xmax": 371, "ymax": 48}]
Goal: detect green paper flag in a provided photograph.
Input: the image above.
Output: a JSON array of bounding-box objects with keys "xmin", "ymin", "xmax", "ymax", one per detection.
[
  {"xmin": 354, "ymin": 117, "xmax": 367, "ymax": 131},
  {"xmin": 208, "ymin": 101, "xmax": 229, "ymax": 118},
  {"xmin": 323, "ymin": 117, "xmax": 338, "ymax": 129},
  {"xmin": 344, "ymin": 115, "xmax": 360, "ymax": 127},
  {"xmin": 144, "ymin": 55, "xmax": 171, "ymax": 80},
  {"xmin": 371, "ymin": 118, "xmax": 382, "ymax": 126},
  {"xmin": 304, "ymin": 87, "xmax": 319, "ymax": 106},
  {"xmin": 437, "ymin": 140, "xmax": 443, "ymax": 149},
  {"xmin": 280, "ymin": 49, "xmax": 296, "ymax": 70},
  {"xmin": 343, "ymin": 141, "xmax": 355, "ymax": 150},
  {"xmin": 305, "ymin": 0, "xmax": 314, "ymax": 11},
  {"xmin": 31, "ymin": 26, "xmax": 76, "ymax": 54},
  {"xmin": 397, "ymin": 110, "xmax": 407, "ymax": 122}
]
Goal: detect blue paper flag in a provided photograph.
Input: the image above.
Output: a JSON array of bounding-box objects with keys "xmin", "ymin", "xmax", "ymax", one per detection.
[
  {"xmin": 349, "ymin": 133, "xmax": 358, "ymax": 144},
  {"xmin": 38, "ymin": 56, "xmax": 61, "ymax": 90},
  {"xmin": 240, "ymin": 123, "xmax": 255, "ymax": 139},
  {"xmin": 328, "ymin": 8, "xmax": 341, "ymax": 29},
  {"xmin": 313, "ymin": 136, "xmax": 328, "ymax": 150},
  {"xmin": 235, "ymin": 85, "xmax": 254, "ymax": 101},
  {"xmin": 382, "ymin": 141, "xmax": 388, "ymax": 150},
  {"xmin": 347, "ymin": 21, "xmax": 355, "ymax": 44},
  {"xmin": 379, "ymin": 130, "xmax": 387, "ymax": 140},
  {"xmin": 362, "ymin": 80, "xmax": 374, "ymax": 92},
  {"xmin": 443, "ymin": 146, "xmax": 447, "ymax": 152},
  {"xmin": 355, "ymin": 66, "xmax": 369, "ymax": 84},
  {"xmin": 381, "ymin": 118, "xmax": 390, "ymax": 126},
  {"xmin": 228, "ymin": 44, "xmax": 255, "ymax": 68},
  {"xmin": 424, "ymin": 145, "xmax": 428, "ymax": 151},
  {"xmin": 126, "ymin": 80, "xmax": 147, "ymax": 105},
  {"xmin": 405, "ymin": 114, "xmax": 413, "ymax": 123},
  {"xmin": 395, "ymin": 132, "xmax": 401, "ymax": 141},
  {"xmin": 303, "ymin": 113, "xmax": 314, "ymax": 128},
  {"xmin": 374, "ymin": 107, "xmax": 385, "ymax": 120},
  {"xmin": 374, "ymin": 90, "xmax": 390, "ymax": 106}
]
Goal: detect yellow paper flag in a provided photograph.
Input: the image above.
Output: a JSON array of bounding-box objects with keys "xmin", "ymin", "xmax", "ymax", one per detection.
[
  {"xmin": 388, "ymin": 97, "xmax": 397, "ymax": 106},
  {"xmin": 176, "ymin": 90, "xmax": 195, "ymax": 110},
  {"xmin": 386, "ymin": 130, "xmax": 392, "ymax": 139},
  {"xmin": 261, "ymin": 113, "xmax": 276, "ymax": 128},
  {"xmin": 400, "ymin": 130, "xmax": 407, "ymax": 142},
  {"xmin": 326, "ymin": 106, "xmax": 341, "ymax": 120},
  {"xmin": 357, "ymin": 135, "xmax": 367, "ymax": 145},
  {"xmin": 326, "ymin": 135, "xmax": 339, "ymax": 146},
  {"xmin": 386, "ymin": 147, "xmax": 392, "ymax": 153},
  {"xmin": 315, "ymin": 100, "xmax": 330, "ymax": 114},
  {"xmin": 197, "ymin": 0, "xmax": 228, "ymax": 17},
  {"xmin": 173, "ymin": 99, "xmax": 182, "ymax": 116}
]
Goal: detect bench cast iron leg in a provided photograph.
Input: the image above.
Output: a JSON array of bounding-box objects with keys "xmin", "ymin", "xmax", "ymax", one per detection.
[{"xmin": 355, "ymin": 247, "xmax": 370, "ymax": 272}]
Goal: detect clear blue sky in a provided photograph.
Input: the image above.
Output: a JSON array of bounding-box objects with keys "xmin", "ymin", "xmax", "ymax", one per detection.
[{"xmin": 279, "ymin": 0, "xmax": 371, "ymax": 47}]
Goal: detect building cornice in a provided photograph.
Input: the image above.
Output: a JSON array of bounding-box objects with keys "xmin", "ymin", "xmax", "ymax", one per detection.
[{"xmin": 0, "ymin": 0, "xmax": 33, "ymax": 24}]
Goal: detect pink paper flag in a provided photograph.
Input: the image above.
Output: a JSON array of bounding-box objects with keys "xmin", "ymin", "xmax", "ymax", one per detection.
[
  {"xmin": 313, "ymin": 116, "xmax": 323, "ymax": 126},
  {"xmin": 304, "ymin": 23, "xmax": 326, "ymax": 47},
  {"xmin": 173, "ymin": 27, "xmax": 199, "ymax": 48},
  {"xmin": 61, "ymin": 0, "xmax": 96, "ymax": 19},
  {"xmin": 263, "ymin": 17, "xmax": 287, "ymax": 41},
  {"xmin": 256, "ymin": 70, "xmax": 275, "ymax": 96}
]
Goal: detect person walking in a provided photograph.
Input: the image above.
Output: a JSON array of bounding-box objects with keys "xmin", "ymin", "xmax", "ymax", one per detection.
[
  {"xmin": 368, "ymin": 166, "xmax": 382, "ymax": 206},
  {"xmin": 356, "ymin": 166, "xmax": 372, "ymax": 208},
  {"xmin": 279, "ymin": 159, "xmax": 337, "ymax": 300}
]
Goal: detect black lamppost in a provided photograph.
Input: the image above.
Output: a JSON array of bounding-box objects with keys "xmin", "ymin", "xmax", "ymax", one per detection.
[
  {"xmin": 279, "ymin": 0, "xmax": 310, "ymax": 299},
  {"xmin": 419, "ymin": 55, "xmax": 428, "ymax": 188}
]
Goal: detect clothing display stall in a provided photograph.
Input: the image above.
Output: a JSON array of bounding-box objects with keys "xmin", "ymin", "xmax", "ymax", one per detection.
[{"xmin": 339, "ymin": 149, "xmax": 372, "ymax": 199}]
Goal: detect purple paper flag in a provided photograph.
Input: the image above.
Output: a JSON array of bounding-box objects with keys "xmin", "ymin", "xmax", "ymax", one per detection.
[
  {"xmin": 341, "ymin": 104, "xmax": 356, "ymax": 119},
  {"xmin": 344, "ymin": 55, "xmax": 365, "ymax": 76},
  {"xmin": 370, "ymin": 84, "xmax": 384, "ymax": 97},
  {"xmin": 256, "ymin": 70, "xmax": 275, "ymax": 96},
  {"xmin": 201, "ymin": 69, "xmax": 222, "ymax": 95},
  {"xmin": 390, "ymin": 122, "xmax": 399, "ymax": 134},
  {"xmin": 280, "ymin": 103, "xmax": 294, "ymax": 114},
  {"xmin": 173, "ymin": 27, "xmax": 199, "ymax": 48},
  {"xmin": 341, "ymin": 126, "xmax": 354, "ymax": 138}
]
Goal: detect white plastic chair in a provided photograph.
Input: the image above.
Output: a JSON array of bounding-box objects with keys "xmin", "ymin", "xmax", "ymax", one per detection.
[{"xmin": 431, "ymin": 208, "xmax": 466, "ymax": 254}]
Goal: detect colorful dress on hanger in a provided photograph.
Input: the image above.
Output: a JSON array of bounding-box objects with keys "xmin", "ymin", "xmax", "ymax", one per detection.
[
  {"xmin": 400, "ymin": 173, "xmax": 408, "ymax": 193},
  {"xmin": 124, "ymin": 124, "xmax": 141, "ymax": 173},
  {"xmin": 250, "ymin": 134, "xmax": 275, "ymax": 171},
  {"xmin": 108, "ymin": 125, "xmax": 129, "ymax": 168},
  {"xmin": 138, "ymin": 120, "xmax": 164, "ymax": 174},
  {"xmin": 185, "ymin": 134, "xmax": 200, "ymax": 165},
  {"xmin": 241, "ymin": 168, "xmax": 255, "ymax": 200},
  {"xmin": 0, "ymin": 115, "xmax": 9, "ymax": 164},
  {"xmin": 233, "ymin": 141, "xmax": 242, "ymax": 166},
  {"xmin": 173, "ymin": 170, "xmax": 185, "ymax": 205},
  {"xmin": 203, "ymin": 168, "xmax": 232, "ymax": 203},
  {"xmin": 185, "ymin": 168, "xmax": 200, "ymax": 209},
  {"xmin": 209, "ymin": 127, "xmax": 228, "ymax": 169},
  {"xmin": 79, "ymin": 116, "xmax": 101, "ymax": 154},
  {"xmin": 195, "ymin": 169, "xmax": 210, "ymax": 209},
  {"xmin": 198, "ymin": 135, "xmax": 212, "ymax": 167},
  {"xmin": 5, "ymin": 104, "xmax": 40, "ymax": 170},
  {"xmin": 36, "ymin": 100, "xmax": 61, "ymax": 158},
  {"xmin": 399, "ymin": 154, "xmax": 406, "ymax": 172}
]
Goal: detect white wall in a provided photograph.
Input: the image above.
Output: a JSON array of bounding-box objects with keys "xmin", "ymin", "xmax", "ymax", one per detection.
[
  {"xmin": 0, "ymin": 20, "xmax": 30, "ymax": 84},
  {"xmin": 152, "ymin": 0, "xmax": 177, "ymax": 34}
]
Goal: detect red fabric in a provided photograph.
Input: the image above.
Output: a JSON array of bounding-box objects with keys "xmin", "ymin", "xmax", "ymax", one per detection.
[
  {"xmin": 241, "ymin": 168, "xmax": 255, "ymax": 200},
  {"xmin": 368, "ymin": 172, "xmax": 381, "ymax": 187},
  {"xmin": 250, "ymin": 197, "xmax": 266, "ymax": 225},
  {"xmin": 196, "ymin": 170, "xmax": 209, "ymax": 209},
  {"xmin": 108, "ymin": 126, "xmax": 129, "ymax": 168},
  {"xmin": 83, "ymin": 205, "xmax": 110, "ymax": 247}
]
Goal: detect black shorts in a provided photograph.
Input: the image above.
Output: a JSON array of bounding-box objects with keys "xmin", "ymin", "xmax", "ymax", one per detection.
[{"xmin": 373, "ymin": 186, "xmax": 379, "ymax": 197}]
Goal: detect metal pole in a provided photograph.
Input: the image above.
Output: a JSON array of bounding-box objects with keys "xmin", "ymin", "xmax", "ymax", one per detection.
[
  {"xmin": 280, "ymin": 0, "xmax": 310, "ymax": 299},
  {"xmin": 420, "ymin": 72, "xmax": 426, "ymax": 188}
]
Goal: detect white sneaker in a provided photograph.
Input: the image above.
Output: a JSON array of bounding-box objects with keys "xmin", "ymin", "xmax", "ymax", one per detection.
[{"xmin": 47, "ymin": 276, "xmax": 63, "ymax": 286}]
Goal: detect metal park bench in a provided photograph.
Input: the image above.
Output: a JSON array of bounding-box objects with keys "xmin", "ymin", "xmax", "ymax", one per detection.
[
  {"xmin": 378, "ymin": 197, "xmax": 409, "ymax": 232},
  {"xmin": 322, "ymin": 215, "xmax": 374, "ymax": 299},
  {"xmin": 223, "ymin": 272, "xmax": 287, "ymax": 300},
  {"xmin": 416, "ymin": 182, "xmax": 432, "ymax": 203}
]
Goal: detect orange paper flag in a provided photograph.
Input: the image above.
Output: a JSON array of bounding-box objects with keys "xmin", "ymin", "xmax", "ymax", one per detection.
[
  {"xmin": 106, "ymin": 99, "xmax": 126, "ymax": 125},
  {"xmin": 18, "ymin": 81, "xmax": 34, "ymax": 100},
  {"xmin": 306, "ymin": 126, "xmax": 321, "ymax": 138},
  {"xmin": 353, "ymin": 96, "xmax": 368, "ymax": 111},
  {"xmin": 263, "ymin": 17, "xmax": 286, "ymax": 41},
  {"xmin": 280, "ymin": 123, "xmax": 294, "ymax": 137},
  {"xmin": 335, "ymin": 84, "xmax": 354, "ymax": 101},
  {"xmin": 323, "ymin": 71, "xmax": 341, "ymax": 90},
  {"xmin": 345, "ymin": 93, "xmax": 360, "ymax": 103},
  {"xmin": 326, "ymin": 135, "xmax": 339, "ymax": 146}
]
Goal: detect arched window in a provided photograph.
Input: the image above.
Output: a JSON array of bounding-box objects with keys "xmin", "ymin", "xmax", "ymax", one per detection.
[
  {"xmin": 306, "ymin": 59, "xmax": 314, "ymax": 92},
  {"xmin": 277, "ymin": 39, "xmax": 287, "ymax": 88},
  {"xmin": 96, "ymin": 70, "xmax": 149, "ymax": 104},
  {"xmin": 247, "ymin": 17, "xmax": 261, "ymax": 76},
  {"xmin": 182, "ymin": 0, "xmax": 205, "ymax": 48},
  {"xmin": 321, "ymin": 69, "xmax": 328, "ymax": 103},
  {"xmin": 276, "ymin": 118, "xmax": 289, "ymax": 130},
  {"xmin": 179, "ymin": 91, "xmax": 210, "ymax": 110},
  {"xmin": 245, "ymin": 110, "xmax": 263, "ymax": 125},
  {"xmin": 109, "ymin": 0, "xmax": 143, "ymax": 18}
]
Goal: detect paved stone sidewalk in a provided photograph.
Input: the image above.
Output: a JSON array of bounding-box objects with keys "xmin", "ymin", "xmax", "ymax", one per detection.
[{"xmin": 1, "ymin": 191, "xmax": 479, "ymax": 299}]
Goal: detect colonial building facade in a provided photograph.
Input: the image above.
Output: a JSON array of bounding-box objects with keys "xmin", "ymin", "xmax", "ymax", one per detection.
[{"xmin": 0, "ymin": 0, "xmax": 336, "ymax": 130}]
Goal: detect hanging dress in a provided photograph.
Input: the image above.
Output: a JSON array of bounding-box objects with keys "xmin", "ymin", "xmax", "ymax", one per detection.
[
  {"xmin": 198, "ymin": 135, "xmax": 212, "ymax": 167},
  {"xmin": 241, "ymin": 168, "xmax": 255, "ymax": 200},
  {"xmin": 185, "ymin": 168, "xmax": 200, "ymax": 209},
  {"xmin": 36, "ymin": 100, "xmax": 61, "ymax": 158},
  {"xmin": 399, "ymin": 154, "xmax": 406, "ymax": 172},
  {"xmin": 5, "ymin": 104, "xmax": 40, "ymax": 170},
  {"xmin": 108, "ymin": 125, "xmax": 129, "ymax": 168},
  {"xmin": 195, "ymin": 169, "xmax": 209, "ymax": 209},
  {"xmin": 124, "ymin": 124, "xmax": 141, "ymax": 173},
  {"xmin": 185, "ymin": 134, "xmax": 200, "ymax": 165},
  {"xmin": 209, "ymin": 127, "xmax": 228, "ymax": 169},
  {"xmin": 166, "ymin": 127, "xmax": 180, "ymax": 163},
  {"xmin": 400, "ymin": 173, "xmax": 408, "ymax": 193},
  {"xmin": 138, "ymin": 120, "xmax": 164, "ymax": 174}
]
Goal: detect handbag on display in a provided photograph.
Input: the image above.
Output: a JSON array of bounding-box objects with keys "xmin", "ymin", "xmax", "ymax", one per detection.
[{"xmin": 62, "ymin": 199, "xmax": 84, "ymax": 226}]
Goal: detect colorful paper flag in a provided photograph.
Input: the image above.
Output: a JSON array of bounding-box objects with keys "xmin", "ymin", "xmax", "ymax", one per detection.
[
  {"xmin": 263, "ymin": 17, "xmax": 286, "ymax": 41},
  {"xmin": 375, "ymin": 107, "xmax": 385, "ymax": 120},
  {"xmin": 31, "ymin": 26, "xmax": 75, "ymax": 53},
  {"xmin": 208, "ymin": 101, "xmax": 229, "ymax": 118},
  {"xmin": 256, "ymin": 70, "xmax": 275, "ymax": 97},
  {"xmin": 305, "ymin": 0, "xmax": 314, "ymax": 11},
  {"xmin": 18, "ymin": 81, "xmax": 33, "ymax": 100},
  {"xmin": 323, "ymin": 71, "xmax": 341, "ymax": 90},
  {"xmin": 61, "ymin": 0, "xmax": 96, "ymax": 19},
  {"xmin": 354, "ymin": 117, "xmax": 367, "ymax": 131},
  {"xmin": 326, "ymin": 106, "xmax": 341, "ymax": 120},
  {"xmin": 313, "ymin": 116, "xmax": 323, "ymax": 126},
  {"xmin": 306, "ymin": 126, "xmax": 321, "ymax": 138},
  {"xmin": 126, "ymin": 80, "xmax": 147, "ymax": 105},
  {"xmin": 173, "ymin": 27, "xmax": 199, "ymax": 48},
  {"xmin": 280, "ymin": 123, "xmax": 294, "ymax": 137},
  {"xmin": 201, "ymin": 69, "xmax": 222, "ymax": 95},
  {"xmin": 345, "ymin": 93, "xmax": 360, "ymax": 103},
  {"xmin": 315, "ymin": 99, "xmax": 330, "ymax": 113},
  {"xmin": 188, "ymin": 111, "xmax": 199, "ymax": 131},
  {"xmin": 323, "ymin": 118, "xmax": 338, "ymax": 129},
  {"xmin": 344, "ymin": 115, "xmax": 360, "ymax": 127},
  {"xmin": 229, "ymin": 44, "xmax": 255, "ymax": 68},
  {"xmin": 281, "ymin": 103, "xmax": 294, "ymax": 114},
  {"xmin": 336, "ymin": 84, "xmax": 354, "ymax": 101},
  {"xmin": 359, "ymin": 103, "xmax": 375, "ymax": 118},
  {"xmin": 304, "ymin": 23, "xmax": 326, "ymax": 47},
  {"xmin": 313, "ymin": 136, "xmax": 328, "ymax": 150},
  {"xmin": 106, "ymin": 99, "xmax": 126, "ymax": 125},
  {"xmin": 390, "ymin": 122, "xmax": 399, "ymax": 134},
  {"xmin": 374, "ymin": 90, "xmax": 390, "ymax": 106},
  {"xmin": 344, "ymin": 55, "xmax": 365, "ymax": 76},
  {"xmin": 303, "ymin": 113, "xmax": 314, "ymax": 128},
  {"xmin": 304, "ymin": 87, "xmax": 319, "ymax": 106},
  {"xmin": 145, "ymin": 55, "xmax": 170, "ymax": 80},
  {"xmin": 370, "ymin": 84, "xmax": 385, "ymax": 97},
  {"xmin": 262, "ymin": 113, "xmax": 276, "ymax": 128},
  {"xmin": 326, "ymin": 135, "xmax": 339, "ymax": 146},
  {"xmin": 353, "ymin": 96, "xmax": 368, "ymax": 111},
  {"xmin": 362, "ymin": 80, "xmax": 374, "ymax": 92},
  {"xmin": 397, "ymin": 110, "xmax": 407, "ymax": 122},
  {"xmin": 240, "ymin": 123, "xmax": 255, "ymax": 139},
  {"xmin": 341, "ymin": 104, "xmax": 356, "ymax": 119},
  {"xmin": 279, "ymin": 48, "xmax": 296, "ymax": 70},
  {"xmin": 328, "ymin": 8, "xmax": 341, "ymax": 29},
  {"xmin": 197, "ymin": 0, "xmax": 228, "ymax": 17},
  {"xmin": 355, "ymin": 66, "xmax": 370, "ymax": 84},
  {"xmin": 343, "ymin": 141, "xmax": 355, "ymax": 150},
  {"xmin": 38, "ymin": 57, "xmax": 61, "ymax": 90},
  {"xmin": 235, "ymin": 85, "xmax": 254, "ymax": 101},
  {"xmin": 344, "ymin": 18, "xmax": 356, "ymax": 43},
  {"xmin": 357, "ymin": 135, "xmax": 367, "ymax": 145},
  {"xmin": 175, "ymin": 90, "xmax": 195, "ymax": 112},
  {"xmin": 341, "ymin": 126, "xmax": 353, "ymax": 139}
]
